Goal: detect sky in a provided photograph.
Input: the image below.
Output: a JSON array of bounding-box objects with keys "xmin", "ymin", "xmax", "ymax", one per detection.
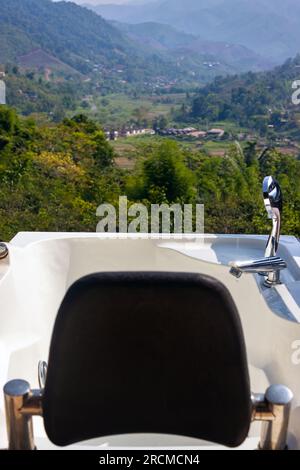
[
  {"xmin": 54, "ymin": 0, "xmax": 156, "ymax": 6},
  {"xmin": 61, "ymin": 0, "xmax": 157, "ymax": 5},
  {"xmin": 72, "ymin": 1, "xmax": 139, "ymax": 4}
]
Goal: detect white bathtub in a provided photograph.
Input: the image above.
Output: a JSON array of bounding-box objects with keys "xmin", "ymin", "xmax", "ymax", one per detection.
[{"xmin": 0, "ymin": 232, "xmax": 300, "ymax": 449}]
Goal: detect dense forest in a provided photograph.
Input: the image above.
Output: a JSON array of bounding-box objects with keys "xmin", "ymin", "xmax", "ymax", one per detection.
[
  {"xmin": 0, "ymin": 0, "xmax": 192, "ymax": 85},
  {"xmin": 189, "ymin": 56, "xmax": 300, "ymax": 137},
  {"xmin": 2, "ymin": 65, "xmax": 87, "ymax": 119},
  {"xmin": 0, "ymin": 106, "xmax": 299, "ymax": 240}
]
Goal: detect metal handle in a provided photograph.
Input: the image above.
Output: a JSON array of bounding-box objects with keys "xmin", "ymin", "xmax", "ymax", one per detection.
[
  {"xmin": 0, "ymin": 242, "xmax": 8, "ymax": 260},
  {"xmin": 229, "ymin": 256, "xmax": 287, "ymax": 278},
  {"xmin": 38, "ymin": 361, "xmax": 48, "ymax": 389},
  {"xmin": 252, "ymin": 384, "xmax": 293, "ymax": 450},
  {"xmin": 3, "ymin": 380, "xmax": 42, "ymax": 450}
]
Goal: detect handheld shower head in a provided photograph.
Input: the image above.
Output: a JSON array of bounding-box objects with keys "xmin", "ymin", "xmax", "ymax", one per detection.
[
  {"xmin": 229, "ymin": 176, "xmax": 286, "ymax": 287},
  {"xmin": 262, "ymin": 176, "xmax": 282, "ymax": 258},
  {"xmin": 263, "ymin": 175, "xmax": 283, "ymax": 219}
]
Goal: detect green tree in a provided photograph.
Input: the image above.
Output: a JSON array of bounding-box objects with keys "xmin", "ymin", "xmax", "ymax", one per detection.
[
  {"xmin": 127, "ymin": 141, "xmax": 195, "ymax": 203},
  {"xmin": 244, "ymin": 141, "xmax": 257, "ymax": 167}
]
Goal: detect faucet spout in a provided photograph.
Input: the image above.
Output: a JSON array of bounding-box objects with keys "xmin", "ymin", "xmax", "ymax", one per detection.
[{"xmin": 229, "ymin": 256, "xmax": 287, "ymax": 281}]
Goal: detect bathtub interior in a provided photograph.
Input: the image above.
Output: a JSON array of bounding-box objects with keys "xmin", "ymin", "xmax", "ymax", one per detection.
[{"xmin": 0, "ymin": 235, "xmax": 299, "ymax": 449}]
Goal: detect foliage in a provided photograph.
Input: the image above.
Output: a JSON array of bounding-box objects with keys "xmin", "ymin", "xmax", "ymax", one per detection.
[
  {"xmin": 0, "ymin": 107, "xmax": 117, "ymax": 239},
  {"xmin": 3, "ymin": 67, "xmax": 85, "ymax": 118},
  {"xmin": 0, "ymin": 0, "xmax": 188, "ymax": 87},
  {"xmin": 127, "ymin": 141, "xmax": 196, "ymax": 203},
  {"xmin": 0, "ymin": 107, "xmax": 299, "ymax": 240},
  {"xmin": 189, "ymin": 55, "xmax": 300, "ymax": 138}
]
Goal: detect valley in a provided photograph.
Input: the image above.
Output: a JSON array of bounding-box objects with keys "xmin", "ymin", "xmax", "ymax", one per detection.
[{"xmin": 0, "ymin": 0, "xmax": 300, "ymax": 240}]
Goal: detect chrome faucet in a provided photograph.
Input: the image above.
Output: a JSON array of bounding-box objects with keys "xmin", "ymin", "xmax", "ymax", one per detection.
[
  {"xmin": 263, "ymin": 175, "xmax": 282, "ymax": 258},
  {"xmin": 229, "ymin": 176, "xmax": 287, "ymax": 287},
  {"xmin": 229, "ymin": 256, "xmax": 286, "ymax": 282}
]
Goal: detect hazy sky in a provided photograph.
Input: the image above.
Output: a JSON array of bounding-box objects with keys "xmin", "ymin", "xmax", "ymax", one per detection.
[
  {"xmin": 64, "ymin": 0, "xmax": 157, "ymax": 5},
  {"xmin": 54, "ymin": 0, "xmax": 154, "ymax": 6},
  {"xmin": 72, "ymin": 1, "xmax": 136, "ymax": 4}
]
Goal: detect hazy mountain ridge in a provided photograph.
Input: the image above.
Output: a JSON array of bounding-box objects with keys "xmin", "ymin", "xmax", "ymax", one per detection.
[
  {"xmin": 113, "ymin": 21, "xmax": 274, "ymax": 73},
  {"xmin": 0, "ymin": 0, "xmax": 272, "ymax": 88},
  {"xmin": 89, "ymin": 0, "xmax": 300, "ymax": 62}
]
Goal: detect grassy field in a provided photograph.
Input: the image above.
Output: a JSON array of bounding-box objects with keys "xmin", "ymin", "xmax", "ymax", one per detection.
[
  {"xmin": 112, "ymin": 135, "xmax": 163, "ymax": 168},
  {"xmin": 202, "ymin": 140, "xmax": 234, "ymax": 156},
  {"xmin": 112, "ymin": 134, "xmax": 240, "ymax": 169},
  {"xmin": 75, "ymin": 93, "xmax": 187, "ymax": 129}
]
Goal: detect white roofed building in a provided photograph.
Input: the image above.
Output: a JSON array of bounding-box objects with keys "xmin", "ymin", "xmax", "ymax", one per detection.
[{"xmin": 0, "ymin": 80, "xmax": 6, "ymax": 105}]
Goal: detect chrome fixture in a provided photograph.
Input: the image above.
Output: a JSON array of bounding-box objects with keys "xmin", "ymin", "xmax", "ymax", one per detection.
[
  {"xmin": 252, "ymin": 384, "xmax": 293, "ymax": 450},
  {"xmin": 3, "ymin": 362, "xmax": 46, "ymax": 450},
  {"xmin": 3, "ymin": 377, "xmax": 293, "ymax": 450},
  {"xmin": 229, "ymin": 176, "xmax": 286, "ymax": 287},
  {"xmin": 0, "ymin": 242, "xmax": 8, "ymax": 260},
  {"xmin": 3, "ymin": 379, "xmax": 42, "ymax": 450},
  {"xmin": 263, "ymin": 175, "xmax": 282, "ymax": 258},
  {"xmin": 229, "ymin": 256, "xmax": 287, "ymax": 283},
  {"xmin": 38, "ymin": 361, "xmax": 48, "ymax": 390}
]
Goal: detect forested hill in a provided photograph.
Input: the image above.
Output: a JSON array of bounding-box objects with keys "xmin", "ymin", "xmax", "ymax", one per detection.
[
  {"xmin": 0, "ymin": 0, "xmax": 177, "ymax": 81},
  {"xmin": 190, "ymin": 55, "xmax": 300, "ymax": 135}
]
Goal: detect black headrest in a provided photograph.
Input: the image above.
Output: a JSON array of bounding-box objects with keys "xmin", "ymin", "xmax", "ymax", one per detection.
[{"xmin": 43, "ymin": 272, "xmax": 251, "ymax": 447}]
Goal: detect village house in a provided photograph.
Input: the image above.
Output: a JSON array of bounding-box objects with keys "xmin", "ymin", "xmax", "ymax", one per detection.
[
  {"xmin": 207, "ymin": 128, "xmax": 225, "ymax": 138},
  {"xmin": 0, "ymin": 80, "xmax": 6, "ymax": 105}
]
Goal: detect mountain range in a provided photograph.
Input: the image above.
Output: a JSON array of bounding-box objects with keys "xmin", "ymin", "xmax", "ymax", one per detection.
[
  {"xmin": 113, "ymin": 21, "xmax": 273, "ymax": 74},
  {"xmin": 0, "ymin": 0, "xmax": 182, "ymax": 84},
  {"xmin": 0, "ymin": 0, "xmax": 273, "ymax": 86},
  {"xmin": 89, "ymin": 0, "xmax": 300, "ymax": 62}
]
